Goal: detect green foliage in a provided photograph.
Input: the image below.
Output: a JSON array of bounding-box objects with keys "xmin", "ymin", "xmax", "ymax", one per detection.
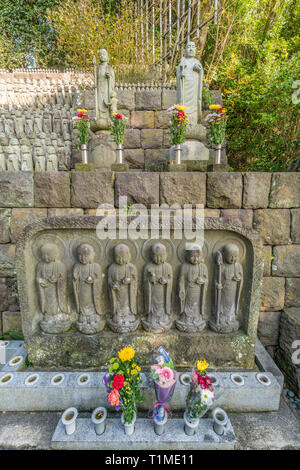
[
  {"xmin": 109, "ymin": 114, "xmax": 128, "ymax": 145},
  {"xmin": 0, "ymin": 331, "xmax": 24, "ymax": 340}
]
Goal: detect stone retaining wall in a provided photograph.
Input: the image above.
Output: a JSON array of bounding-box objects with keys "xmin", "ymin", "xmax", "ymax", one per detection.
[
  {"xmin": 0, "ymin": 171, "xmax": 299, "ymax": 384},
  {"xmin": 0, "ymin": 71, "xmax": 222, "ymax": 171}
]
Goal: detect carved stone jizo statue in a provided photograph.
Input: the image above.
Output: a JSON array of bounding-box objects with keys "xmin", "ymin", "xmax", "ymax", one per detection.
[
  {"xmin": 209, "ymin": 243, "xmax": 243, "ymax": 333},
  {"xmin": 73, "ymin": 244, "xmax": 105, "ymax": 335},
  {"xmin": 91, "ymin": 49, "xmax": 117, "ymax": 132},
  {"xmin": 142, "ymin": 243, "xmax": 173, "ymax": 333},
  {"xmin": 107, "ymin": 244, "xmax": 139, "ymax": 333},
  {"xmin": 176, "ymin": 245, "xmax": 208, "ymax": 332},
  {"xmin": 37, "ymin": 243, "xmax": 72, "ymax": 334},
  {"xmin": 176, "ymin": 41, "xmax": 203, "ymax": 125}
]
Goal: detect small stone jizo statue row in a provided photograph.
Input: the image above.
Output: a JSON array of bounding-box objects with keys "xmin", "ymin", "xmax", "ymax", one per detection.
[{"xmin": 36, "ymin": 241, "xmax": 243, "ymax": 335}]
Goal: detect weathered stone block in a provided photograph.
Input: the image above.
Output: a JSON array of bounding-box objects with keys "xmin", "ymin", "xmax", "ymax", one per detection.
[
  {"xmin": 269, "ymin": 173, "xmax": 300, "ymax": 208},
  {"xmin": 204, "ymin": 209, "xmax": 220, "ymax": 218},
  {"xmin": 0, "ymin": 278, "xmax": 8, "ymax": 312},
  {"xmin": 144, "ymin": 149, "xmax": 169, "ymax": 171},
  {"xmin": 131, "ymin": 111, "xmax": 154, "ymax": 129},
  {"xmin": 272, "ymin": 245, "xmax": 300, "ymax": 277},
  {"xmin": 285, "ymin": 278, "xmax": 300, "ymax": 307},
  {"xmin": 48, "ymin": 208, "xmax": 84, "ymax": 217},
  {"xmin": 10, "ymin": 208, "xmax": 47, "ymax": 243},
  {"xmin": 135, "ymin": 90, "xmax": 161, "ymax": 110},
  {"xmin": 163, "ymin": 129, "xmax": 171, "ymax": 147},
  {"xmin": 243, "ymin": 173, "xmax": 271, "ymax": 208},
  {"xmin": 6, "ymin": 278, "xmax": 19, "ymax": 312},
  {"xmin": 141, "ymin": 129, "xmax": 163, "ymax": 149},
  {"xmin": 276, "ymin": 308, "xmax": 300, "ymax": 396},
  {"xmin": 220, "ymin": 209, "xmax": 253, "ymax": 227},
  {"xmin": 162, "ymin": 89, "xmax": 176, "ymax": 109},
  {"xmin": 71, "ymin": 171, "xmax": 114, "ymax": 208},
  {"xmin": 260, "ymin": 277, "xmax": 285, "ymax": 311},
  {"xmin": 206, "ymin": 173, "xmax": 243, "ymax": 208},
  {"xmin": 124, "ymin": 129, "xmax": 141, "ymax": 149},
  {"xmin": 0, "ymin": 209, "xmax": 11, "ymax": 243},
  {"xmin": 2, "ymin": 311, "xmax": 22, "ymax": 333},
  {"xmin": 88, "ymin": 132, "xmax": 116, "ymax": 169},
  {"xmin": 116, "ymin": 89, "xmax": 135, "ymax": 110},
  {"xmin": 160, "ymin": 173, "xmax": 206, "ymax": 206},
  {"xmin": 83, "ymin": 90, "xmax": 95, "ymax": 110},
  {"xmin": 258, "ymin": 311, "xmax": 281, "ymax": 347},
  {"xmin": 253, "ymin": 209, "xmax": 290, "ymax": 245},
  {"xmin": 124, "ymin": 149, "xmax": 144, "ymax": 169},
  {"xmin": 0, "ymin": 245, "xmax": 16, "ymax": 277},
  {"xmin": 155, "ymin": 111, "xmax": 170, "ymax": 129},
  {"xmin": 263, "ymin": 246, "xmax": 272, "ymax": 276},
  {"xmin": 0, "ymin": 172, "xmax": 34, "ymax": 208},
  {"xmin": 115, "ymin": 172, "xmax": 159, "ymax": 207},
  {"xmin": 291, "ymin": 209, "xmax": 300, "ymax": 242},
  {"xmin": 35, "ymin": 172, "xmax": 70, "ymax": 208}
]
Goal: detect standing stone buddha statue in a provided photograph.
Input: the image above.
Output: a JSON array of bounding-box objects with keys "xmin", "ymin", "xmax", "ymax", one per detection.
[{"xmin": 91, "ymin": 49, "xmax": 117, "ymax": 133}]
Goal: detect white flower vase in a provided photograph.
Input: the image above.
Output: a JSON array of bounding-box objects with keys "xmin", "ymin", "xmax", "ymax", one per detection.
[
  {"xmin": 212, "ymin": 407, "xmax": 229, "ymax": 436},
  {"xmin": 116, "ymin": 144, "xmax": 123, "ymax": 164},
  {"xmin": 215, "ymin": 144, "xmax": 222, "ymax": 164},
  {"xmin": 121, "ymin": 411, "xmax": 136, "ymax": 436},
  {"xmin": 81, "ymin": 144, "xmax": 88, "ymax": 164},
  {"xmin": 91, "ymin": 406, "xmax": 107, "ymax": 436},
  {"xmin": 61, "ymin": 407, "xmax": 78, "ymax": 435},
  {"xmin": 183, "ymin": 410, "xmax": 199, "ymax": 436},
  {"xmin": 174, "ymin": 144, "xmax": 182, "ymax": 164}
]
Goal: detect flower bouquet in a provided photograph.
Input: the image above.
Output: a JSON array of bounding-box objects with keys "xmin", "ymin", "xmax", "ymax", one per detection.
[
  {"xmin": 184, "ymin": 359, "xmax": 221, "ymax": 435},
  {"xmin": 72, "ymin": 109, "xmax": 91, "ymax": 149},
  {"xmin": 150, "ymin": 347, "xmax": 178, "ymax": 430},
  {"xmin": 204, "ymin": 104, "xmax": 227, "ymax": 163},
  {"xmin": 167, "ymin": 105, "xmax": 189, "ymax": 164},
  {"xmin": 109, "ymin": 113, "xmax": 128, "ymax": 164},
  {"xmin": 104, "ymin": 346, "xmax": 145, "ymax": 435}
]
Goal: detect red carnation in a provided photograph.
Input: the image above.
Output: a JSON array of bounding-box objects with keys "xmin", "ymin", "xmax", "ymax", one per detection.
[
  {"xmin": 197, "ymin": 374, "xmax": 208, "ymax": 389},
  {"xmin": 115, "ymin": 114, "xmax": 122, "ymax": 119},
  {"xmin": 112, "ymin": 374, "xmax": 125, "ymax": 390},
  {"xmin": 77, "ymin": 112, "xmax": 84, "ymax": 118}
]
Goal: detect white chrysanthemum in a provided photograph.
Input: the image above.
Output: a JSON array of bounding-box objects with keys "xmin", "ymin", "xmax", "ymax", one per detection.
[{"xmin": 200, "ymin": 388, "xmax": 214, "ymax": 406}]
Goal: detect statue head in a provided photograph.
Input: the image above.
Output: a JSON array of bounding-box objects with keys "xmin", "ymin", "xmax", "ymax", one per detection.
[
  {"xmin": 77, "ymin": 244, "xmax": 95, "ymax": 265},
  {"xmin": 185, "ymin": 41, "xmax": 196, "ymax": 58},
  {"xmin": 223, "ymin": 243, "xmax": 239, "ymax": 265},
  {"xmin": 186, "ymin": 245, "xmax": 202, "ymax": 265},
  {"xmin": 114, "ymin": 243, "xmax": 130, "ymax": 265},
  {"xmin": 151, "ymin": 243, "xmax": 167, "ymax": 265},
  {"xmin": 40, "ymin": 243, "xmax": 58, "ymax": 263},
  {"xmin": 99, "ymin": 49, "xmax": 109, "ymax": 63}
]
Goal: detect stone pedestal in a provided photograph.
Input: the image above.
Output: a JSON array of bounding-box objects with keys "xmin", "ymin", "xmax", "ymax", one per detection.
[
  {"xmin": 88, "ymin": 132, "xmax": 116, "ymax": 169},
  {"xmin": 208, "ymin": 163, "xmax": 230, "ymax": 172},
  {"xmin": 111, "ymin": 163, "xmax": 129, "ymax": 172},
  {"xmin": 168, "ymin": 162, "xmax": 187, "ymax": 172},
  {"xmin": 170, "ymin": 140, "xmax": 209, "ymax": 161}
]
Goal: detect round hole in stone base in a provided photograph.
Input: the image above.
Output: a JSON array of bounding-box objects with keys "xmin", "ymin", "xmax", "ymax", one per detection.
[
  {"xmin": 0, "ymin": 374, "xmax": 13, "ymax": 385},
  {"xmin": 230, "ymin": 373, "xmax": 244, "ymax": 386},
  {"xmin": 25, "ymin": 374, "xmax": 39, "ymax": 386},
  {"xmin": 51, "ymin": 374, "xmax": 65, "ymax": 386},
  {"xmin": 8, "ymin": 356, "xmax": 23, "ymax": 367},
  {"xmin": 77, "ymin": 373, "xmax": 91, "ymax": 386},
  {"xmin": 180, "ymin": 373, "xmax": 191, "ymax": 386},
  {"xmin": 256, "ymin": 373, "xmax": 271, "ymax": 386}
]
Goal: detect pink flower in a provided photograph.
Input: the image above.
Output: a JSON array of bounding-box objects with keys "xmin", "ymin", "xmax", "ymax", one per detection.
[
  {"xmin": 108, "ymin": 389, "xmax": 120, "ymax": 406},
  {"xmin": 158, "ymin": 367, "xmax": 173, "ymax": 383},
  {"xmin": 151, "ymin": 365, "xmax": 162, "ymax": 374}
]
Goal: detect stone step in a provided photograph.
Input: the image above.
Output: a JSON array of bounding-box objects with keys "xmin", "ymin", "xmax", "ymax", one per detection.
[{"xmin": 51, "ymin": 416, "xmax": 236, "ymax": 450}]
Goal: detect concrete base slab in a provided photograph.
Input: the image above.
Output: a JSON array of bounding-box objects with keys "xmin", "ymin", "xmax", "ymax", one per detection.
[
  {"xmin": 51, "ymin": 416, "xmax": 237, "ymax": 450},
  {"xmin": 0, "ymin": 340, "xmax": 25, "ymax": 367}
]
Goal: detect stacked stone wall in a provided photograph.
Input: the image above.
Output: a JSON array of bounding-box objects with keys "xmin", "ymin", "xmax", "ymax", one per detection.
[{"xmin": 0, "ymin": 171, "xmax": 299, "ymax": 373}]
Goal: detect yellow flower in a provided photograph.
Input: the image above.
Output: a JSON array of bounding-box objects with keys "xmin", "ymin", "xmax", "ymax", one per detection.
[
  {"xmin": 176, "ymin": 105, "xmax": 186, "ymax": 111},
  {"xmin": 136, "ymin": 366, "xmax": 141, "ymax": 372},
  {"xmin": 118, "ymin": 346, "xmax": 135, "ymax": 362},
  {"xmin": 131, "ymin": 369, "xmax": 138, "ymax": 375},
  {"xmin": 77, "ymin": 108, "xmax": 88, "ymax": 113},
  {"xmin": 197, "ymin": 359, "xmax": 209, "ymax": 371},
  {"xmin": 209, "ymin": 104, "xmax": 222, "ymax": 110}
]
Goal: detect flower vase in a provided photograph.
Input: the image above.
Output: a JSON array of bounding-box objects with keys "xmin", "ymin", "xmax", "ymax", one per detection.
[
  {"xmin": 174, "ymin": 144, "xmax": 182, "ymax": 165},
  {"xmin": 183, "ymin": 410, "xmax": 200, "ymax": 436},
  {"xmin": 121, "ymin": 410, "xmax": 136, "ymax": 436},
  {"xmin": 91, "ymin": 406, "xmax": 107, "ymax": 436},
  {"xmin": 116, "ymin": 144, "xmax": 123, "ymax": 164},
  {"xmin": 215, "ymin": 144, "xmax": 222, "ymax": 164},
  {"xmin": 81, "ymin": 144, "xmax": 88, "ymax": 164},
  {"xmin": 61, "ymin": 407, "xmax": 78, "ymax": 435}
]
